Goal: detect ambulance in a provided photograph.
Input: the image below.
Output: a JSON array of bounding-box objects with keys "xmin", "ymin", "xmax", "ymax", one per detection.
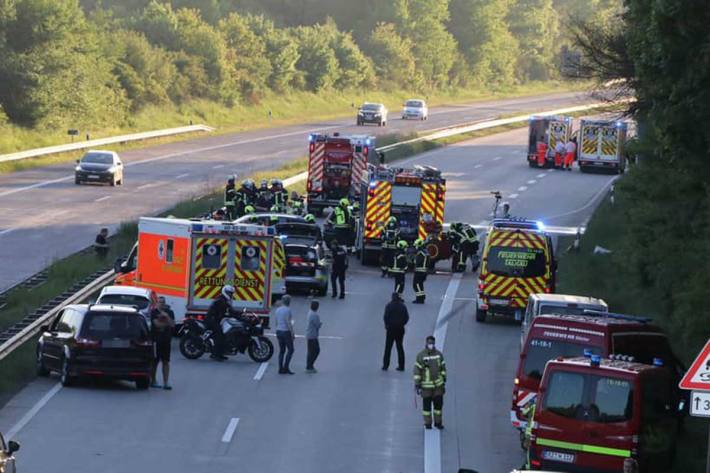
[
  {"xmin": 306, "ymin": 133, "xmax": 377, "ymax": 215},
  {"xmin": 476, "ymin": 218, "xmax": 555, "ymax": 323},
  {"xmin": 526, "ymin": 115, "xmax": 573, "ymax": 168},
  {"xmin": 356, "ymin": 164, "xmax": 446, "ymax": 265},
  {"xmin": 528, "ymin": 355, "xmax": 682, "ymax": 473},
  {"xmin": 577, "ymin": 119, "xmax": 629, "ymax": 173},
  {"xmin": 114, "ymin": 217, "xmax": 279, "ymax": 324}
]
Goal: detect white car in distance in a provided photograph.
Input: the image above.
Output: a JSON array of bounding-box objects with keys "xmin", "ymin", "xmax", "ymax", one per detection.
[{"xmin": 401, "ymin": 99, "xmax": 428, "ymax": 120}]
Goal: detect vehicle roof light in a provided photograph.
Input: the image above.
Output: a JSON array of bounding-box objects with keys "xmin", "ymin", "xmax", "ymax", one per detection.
[
  {"xmin": 653, "ymin": 357, "xmax": 664, "ymax": 367},
  {"xmin": 583, "ymin": 349, "xmax": 593, "ymax": 358},
  {"xmin": 590, "ymin": 354, "xmax": 601, "ymax": 366}
]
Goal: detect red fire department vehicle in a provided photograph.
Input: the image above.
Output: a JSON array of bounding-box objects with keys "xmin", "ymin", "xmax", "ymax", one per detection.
[
  {"xmin": 528, "ymin": 355, "xmax": 682, "ymax": 473},
  {"xmin": 356, "ymin": 164, "xmax": 447, "ymax": 265},
  {"xmin": 306, "ymin": 133, "xmax": 377, "ymax": 215}
]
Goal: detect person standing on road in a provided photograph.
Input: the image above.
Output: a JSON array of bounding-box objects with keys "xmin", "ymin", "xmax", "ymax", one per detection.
[
  {"xmin": 150, "ymin": 297, "xmax": 175, "ymax": 390},
  {"xmin": 274, "ymin": 295, "xmax": 295, "ymax": 374},
  {"xmin": 330, "ymin": 239, "xmax": 348, "ymax": 299},
  {"xmin": 554, "ymin": 140, "xmax": 565, "ymax": 168},
  {"xmin": 382, "ymin": 292, "xmax": 409, "ymax": 371},
  {"xmin": 205, "ymin": 286, "xmax": 234, "ymax": 361},
  {"xmin": 412, "ymin": 239, "xmax": 428, "ymax": 304},
  {"xmin": 305, "ymin": 300, "xmax": 322, "ymax": 373},
  {"xmin": 390, "ymin": 240, "xmax": 409, "ymax": 295},
  {"xmin": 564, "ymin": 136, "xmax": 577, "ymax": 170},
  {"xmin": 414, "ymin": 335, "xmax": 447, "ymax": 429},
  {"xmin": 381, "ymin": 217, "xmax": 400, "ymax": 277}
]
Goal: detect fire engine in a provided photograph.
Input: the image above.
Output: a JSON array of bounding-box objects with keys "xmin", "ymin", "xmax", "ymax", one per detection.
[
  {"xmin": 577, "ymin": 119, "xmax": 629, "ymax": 173},
  {"xmin": 356, "ymin": 164, "xmax": 446, "ymax": 265},
  {"xmin": 306, "ymin": 133, "xmax": 377, "ymax": 215},
  {"xmin": 114, "ymin": 217, "xmax": 278, "ymax": 325},
  {"xmin": 526, "ymin": 115, "xmax": 573, "ymax": 168}
]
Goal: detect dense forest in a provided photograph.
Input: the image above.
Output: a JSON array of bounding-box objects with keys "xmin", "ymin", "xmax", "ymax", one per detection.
[{"xmin": 0, "ymin": 0, "xmax": 619, "ymax": 130}]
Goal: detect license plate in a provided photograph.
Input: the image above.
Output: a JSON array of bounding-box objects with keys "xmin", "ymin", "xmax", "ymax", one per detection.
[
  {"xmin": 87, "ymin": 174, "xmax": 100, "ymax": 179},
  {"xmin": 489, "ymin": 298, "xmax": 509, "ymax": 306},
  {"xmin": 542, "ymin": 450, "xmax": 575, "ymax": 463},
  {"xmin": 103, "ymin": 339, "xmax": 129, "ymax": 348}
]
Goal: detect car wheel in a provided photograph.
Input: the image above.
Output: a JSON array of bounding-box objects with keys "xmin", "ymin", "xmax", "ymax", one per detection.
[
  {"xmin": 36, "ymin": 349, "xmax": 50, "ymax": 377},
  {"xmin": 382, "ymin": 121, "xmax": 386, "ymax": 127},
  {"xmin": 135, "ymin": 378, "xmax": 150, "ymax": 390},
  {"xmin": 475, "ymin": 307, "xmax": 487, "ymax": 323},
  {"xmin": 60, "ymin": 357, "xmax": 75, "ymax": 387}
]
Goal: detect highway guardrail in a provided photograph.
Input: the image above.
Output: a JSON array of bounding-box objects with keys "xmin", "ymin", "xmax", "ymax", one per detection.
[
  {"xmin": 0, "ymin": 124, "xmax": 215, "ymax": 164},
  {"xmin": 0, "ymin": 100, "xmax": 621, "ymax": 362}
]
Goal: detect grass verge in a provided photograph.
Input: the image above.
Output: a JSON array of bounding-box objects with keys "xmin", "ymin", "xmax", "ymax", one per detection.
[
  {"xmin": 556, "ymin": 192, "xmax": 707, "ymax": 473},
  {"xmin": 0, "ymin": 80, "xmax": 590, "ymax": 174}
]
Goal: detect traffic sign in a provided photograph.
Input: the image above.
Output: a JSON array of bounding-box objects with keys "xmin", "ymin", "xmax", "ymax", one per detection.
[
  {"xmin": 691, "ymin": 391, "xmax": 710, "ymax": 418},
  {"xmin": 680, "ymin": 339, "xmax": 710, "ymax": 391}
]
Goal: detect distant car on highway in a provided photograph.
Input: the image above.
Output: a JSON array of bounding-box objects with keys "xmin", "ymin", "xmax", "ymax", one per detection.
[
  {"xmin": 36, "ymin": 304, "xmax": 153, "ymax": 389},
  {"xmin": 357, "ymin": 102, "xmax": 388, "ymax": 126},
  {"xmin": 401, "ymin": 99, "xmax": 428, "ymax": 120},
  {"xmin": 74, "ymin": 150, "xmax": 124, "ymax": 186}
]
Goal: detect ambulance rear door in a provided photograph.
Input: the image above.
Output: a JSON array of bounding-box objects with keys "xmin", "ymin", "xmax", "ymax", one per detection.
[
  {"xmin": 232, "ymin": 236, "xmax": 274, "ymax": 312},
  {"xmin": 548, "ymin": 118, "xmax": 571, "ymax": 152}
]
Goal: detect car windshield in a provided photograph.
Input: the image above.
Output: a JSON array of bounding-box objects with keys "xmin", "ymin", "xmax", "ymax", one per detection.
[
  {"xmin": 406, "ymin": 100, "xmax": 423, "ymax": 107},
  {"xmin": 81, "ymin": 313, "xmax": 148, "ymax": 340},
  {"xmin": 523, "ymin": 339, "xmax": 601, "ymax": 381},
  {"xmin": 99, "ymin": 294, "xmax": 150, "ymax": 310},
  {"xmin": 539, "ymin": 304, "xmax": 605, "ymax": 316},
  {"xmin": 544, "ymin": 371, "xmax": 634, "ymax": 423},
  {"xmin": 361, "ymin": 104, "xmax": 380, "ymax": 111},
  {"xmin": 82, "ymin": 153, "xmax": 113, "ymax": 164},
  {"xmin": 391, "ymin": 185, "xmax": 422, "ymax": 207},
  {"xmin": 487, "ymin": 246, "xmax": 546, "ymax": 277}
]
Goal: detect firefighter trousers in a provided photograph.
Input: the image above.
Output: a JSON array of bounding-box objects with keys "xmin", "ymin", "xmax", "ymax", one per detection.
[
  {"xmin": 393, "ymin": 272, "xmax": 405, "ymax": 294},
  {"xmin": 413, "ymin": 272, "xmax": 426, "ymax": 302},
  {"xmin": 421, "ymin": 387, "xmax": 444, "ymax": 427},
  {"xmin": 225, "ymin": 204, "xmax": 236, "ymax": 220},
  {"xmin": 381, "ymin": 248, "xmax": 394, "ymax": 273}
]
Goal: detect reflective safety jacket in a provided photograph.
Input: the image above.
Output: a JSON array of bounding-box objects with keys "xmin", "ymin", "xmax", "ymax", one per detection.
[
  {"xmin": 415, "ymin": 249, "xmax": 429, "ymax": 273},
  {"xmin": 383, "ymin": 224, "xmax": 400, "ymax": 249},
  {"xmin": 224, "ymin": 185, "xmax": 236, "ymax": 207},
  {"xmin": 462, "ymin": 226, "xmax": 477, "ymax": 243},
  {"xmin": 332, "ymin": 207, "xmax": 351, "ymax": 228},
  {"xmin": 413, "ymin": 348, "xmax": 446, "ymax": 389},
  {"xmin": 389, "ymin": 252, "xmax": 408, "ymax": 274},
  {"xmin": 272, "ymin": 189, "xmax": 288, "ymax": 207}
]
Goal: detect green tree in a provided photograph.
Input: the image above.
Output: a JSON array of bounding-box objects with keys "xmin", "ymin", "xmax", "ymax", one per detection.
[
  {"xmin": 365, "ymin": 22, "xmax": 420, "ymax": 89},
  {"xmin": 245, "ymin": 14, "xmax": 300, "ymax": 92},
  {"xmin": 293, "ymin": 24, "xmax": 339, "ymax": 91},
  {"xmin": 508, "ymin": 0, "xmax": 558, "ymax": 80}
]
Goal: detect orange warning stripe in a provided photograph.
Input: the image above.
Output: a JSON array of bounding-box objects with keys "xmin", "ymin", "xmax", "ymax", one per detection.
[{"xmin": 364, "ymin": 181, "xmax": 392, "ymax": 239}]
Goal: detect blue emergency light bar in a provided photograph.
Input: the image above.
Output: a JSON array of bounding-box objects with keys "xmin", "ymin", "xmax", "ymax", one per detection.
[
  {"xmin": 582, "ymin": 310, "xmax": 652, "ymax": 323},
  {"xmin": 491, "ymin": 217, "xmax": 545, "ymax": 231}
]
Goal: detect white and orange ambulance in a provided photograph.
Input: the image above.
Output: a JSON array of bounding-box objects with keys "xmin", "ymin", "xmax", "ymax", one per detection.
[{"xmin": 114, "ymin": 217, "xmax": 279, "ymax": 324}]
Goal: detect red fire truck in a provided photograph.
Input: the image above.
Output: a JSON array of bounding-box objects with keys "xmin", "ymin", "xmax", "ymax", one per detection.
[
  {"xmin": 306, "ymin": 133, "xmax": 377, "ymax": 215},
  {"xmin": 356, "ymin": 164, "xmax": 447, "ymax": 265}
]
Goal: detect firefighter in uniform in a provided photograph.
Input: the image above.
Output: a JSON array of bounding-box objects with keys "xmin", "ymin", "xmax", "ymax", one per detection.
[
  {"xmin": 257, "ymin": 179, "xmax": 272, "ymax": 210},
  {"xmin": 329, "ymin": 198, "xmax": 353, "ymax": 248},
  {"xmin": 390, "ymin": 240, "xmax": 408, "ymax": 295},
  {"xmin": 460, "ymin": 223, "xmax": 480, "ymax": 272},
  {"xmin": 414, "ymin": 335, "xmax": 446, "ymax": 429},
  {"xmin": 270, "ymin": 179, "xmax": 289, "ymax": 213},
  {"xmin": 412, "ymin": 239, "xmax": 428, "ymax": 304},
  {"xmin": 381, "ymin": 217, "xmax": 400, "ymax": 277},
  {"xmin": 448, "ymin": 222, "xmax": 466, "ymax": 273},
  {"xmin": 244, "ymin": 205, "xmax": 257, "ymax": 224},
  {"xmin": 521, "ymin": 397, "xmax": 537, "ymax": 469},
  {"xmin": 224, "ymin": 177, "xmax": 237, "ymax": 220}
]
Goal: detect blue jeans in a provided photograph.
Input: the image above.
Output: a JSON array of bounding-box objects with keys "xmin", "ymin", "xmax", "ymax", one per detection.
[{"xmin": 276, "ymin": 330, "xmax": 294, "ymax": 371}]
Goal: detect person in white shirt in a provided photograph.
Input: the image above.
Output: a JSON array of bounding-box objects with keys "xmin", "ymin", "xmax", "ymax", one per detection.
[{"xmin": 564, "ymin": 136, "xmax": 577, "ymax": 170}]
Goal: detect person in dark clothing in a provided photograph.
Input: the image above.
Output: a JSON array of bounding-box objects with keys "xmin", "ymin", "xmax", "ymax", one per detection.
[
  {"xmin": 330, "ymin": 239, "xmax": 348, "ymax": 299},
  {"xmin": 382, "ymin": 292, "xmax": 410, "ymax": 371},
  {"xmin": 205, "ymin": 286, "xmax": 234, "ymax": 361},
  {"xmin": 94, "ymin": 228, "xmax": 109, "ymax": 258},
  {"xmin": 150, "ymin": 297, "xmax": 175, "ymax": 389},
  {"xmin": 305, "ymin": 300, "xmax": 322, "ymax": 373}
]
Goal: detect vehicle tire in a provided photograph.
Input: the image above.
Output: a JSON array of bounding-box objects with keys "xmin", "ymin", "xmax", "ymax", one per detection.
[
  {"xmin": 579, "ymin": 165, "xmax": 587, "ymax": 173},
  {"xmin": 135, "ymin": 378, "xmax": 150, "ymax": 390},
  {"xmin": 248, "ymin": 336, "xmax": 274, "ymax": 363},
  {"xmin": 36, "ymin": 349, "xmax": 49, "ymax": 377},
  {"xmin": 382, "ymin": 121, "xmax": 387, "ymax": 127},
  {"xmin": 475, "ymin": 308, "xmax": 487, "ymax": 323},
  {"xmin": 528, "ymin": 160, "xmax": 536, "ymax": 168},
  {"xmin": 179, "ymin": 335, "xmax": 205, "ymax": 360},
  {"xmin": 60, "ymin": 358, "xmax": 75, "ymax": 387}
]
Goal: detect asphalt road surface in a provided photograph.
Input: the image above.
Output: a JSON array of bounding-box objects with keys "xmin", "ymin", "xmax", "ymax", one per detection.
[
  {"xmin": 0, "ymin": 125, "xmax": 617, "ymax": 473},
  {"xmin": 0, "ymin": 91, "xmax": 594, "ymax": 292}
]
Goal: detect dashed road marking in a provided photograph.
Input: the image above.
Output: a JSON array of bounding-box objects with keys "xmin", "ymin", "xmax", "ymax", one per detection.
[
  {"xmin": 474, "ymin": 164, "xmax": 482, "ymax": 169},
  {"xmin": 136, "ymin": 182, "xmax": 163, "ymax": 190},
  {"xmin": 527, "ymin": 180, "xmax": 536, "ymax": 185},
  {"xmin": 0, "ymin": 228, "xmax": 15, "ymax": 236},
  {"xmin": 537, "ymin": 173, "xmax": 546, "ymax": 178},
  {"xmin": 493, "ymin": 156, "xmax": 502, "ymax": 161},
  {"xmin": 517, "ymin": 186, "xmax": 528, "ymax": 192},
  {"xmin": 509, "ymin": 193, "xmax": 519, "ymax": 199},
  {"xmin": 547, "ymin": 169, "xmax": 554, "ymax": 173},
  {"xmin": 253, "ymin": 362, "xmax": 268, "ymax": 381},
  {"xmin": 94, "ymin": 196, "xmax": 111, "ymax": 202},
  {"xmin": 212, "ymin": 164, "xmax": 225, "ymax": 169},
  {"xmin": 221, "ymin": 418, "xmax": 240, "ymax": 443},
  {"xmin": 175, "ymin": 173, "xmax": 189, "ymax": 180}
]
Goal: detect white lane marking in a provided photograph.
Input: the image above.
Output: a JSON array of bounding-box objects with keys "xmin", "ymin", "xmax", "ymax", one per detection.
[
  {"xmin": 0, "ymin": 175, "xmax": 72, "ymax": 198},
  {"xmin": 6, "ymin": 383, "xmax": 62, "ymax": 440},
  {"xmin": 509, "ymin": 193, "xmax": 519, "ymax": 199},
  {"xmin": 537, "ymin": 173, "xmax": 546, "ymax": 178},
  {"xmin": 265, "ymin": 333, "xmax": 343, "ymax": 340},
  {"xmin": 175, "ymin": 173, "xmax": 189, "ymax": 180},
  {"xmin": 547, "ymin": 169, "xmax": 554, "ymax": 173},
  {"xmin": 253, "ymin": 362, "xmax": 268, "ymax": 381},
  {"xmin": 136, "ymin": 182, "xmax": 164, "ymax": 190},
  {"xmin": 221, "ymin": 417, "xmax": 240, "ymax": 443},
  {"xmin": 474, "ymin": 164, "xmax": 482, "ymax": 169},
  {"xmin": 94, "ymin": 196, "xmax": 111, "ymax": 202},
  {"xmin": 527, "ymin": 180, "xmax": 536, "ymax": 185},
  {"xmin": 425, "ymin": 274, "xmax": 461, "ymax": 473},
  {"xmin": 517, "ymin": 186, "xmax": 528, "ymax": 192},
  {"xmin": 493, "ymin": 156, "xmax": 502, "ymax": 161},
  {"xmin": 212, "ymin": 164, "xmax": 225, "ymax": 169},
  {"xmin": 0, "ymin": 228, "xmax": 14, "ymax": 236}
]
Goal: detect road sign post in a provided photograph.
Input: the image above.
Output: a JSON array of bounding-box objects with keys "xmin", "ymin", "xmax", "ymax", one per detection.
[{"xmin": 679, "ymin": 339, "xmax": 710, "ymax": 473}]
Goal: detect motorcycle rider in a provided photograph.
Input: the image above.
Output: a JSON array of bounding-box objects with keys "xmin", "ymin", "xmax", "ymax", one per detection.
[
  {"xmin": 381, "ymin": 216, "xmax": 400, "ymax": 277},
  {"xmin": 205, "ymin": 285, "xmax": 235, "ymax": 361}
]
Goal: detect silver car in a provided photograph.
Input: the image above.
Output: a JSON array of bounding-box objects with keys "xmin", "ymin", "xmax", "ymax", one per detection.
[{"xmin": 401, "ymin": 99, "xmax": 428, "ymax": 120}]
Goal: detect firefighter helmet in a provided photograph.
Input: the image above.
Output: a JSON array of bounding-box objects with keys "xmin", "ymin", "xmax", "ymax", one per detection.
[
  {"xmin": 388, "ymin": 216, "xmax": 397, "ymax": 225},
  {"xmin": 397, "ymin": 240, "xmax": 408, "ymax": 249},
  {"xmin": 339, "ymin": 198, "xmax": 349, "ymax": 207},
  {"xmin": 260, "ymin": 179, "xmax": 268, "ymax": 189},
  {"xmin": 244, "ymin": 205, "xmax": 255, "ymax": 214},
  {"xmin": 270, "ymin": 205, "xmax": 280, "ymax": 213},
  {"xmin": 227, "ymin": 176, "xmax": 235, "ymax": 185},
  {"xmin": 270, "ymin": 179, "xmax": 283, "ymax": 189},
  {"xmin": 304, "ymin": 214, "xmax": 316, "ymax": 224},
  {"xmin": 414, "ymin": 238, "xmax": 424, "ymax": 248}
]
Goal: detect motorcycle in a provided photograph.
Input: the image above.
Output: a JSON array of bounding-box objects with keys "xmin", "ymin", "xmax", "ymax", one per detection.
[{"xmin": 179, "ymin": 310, "xmax": 274, "ymax": 363}]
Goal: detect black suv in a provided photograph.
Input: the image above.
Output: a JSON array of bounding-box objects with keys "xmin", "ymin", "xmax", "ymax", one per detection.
[{"xmin": 36, "ymin": 304, "xmax": 153, "ymax": 389}]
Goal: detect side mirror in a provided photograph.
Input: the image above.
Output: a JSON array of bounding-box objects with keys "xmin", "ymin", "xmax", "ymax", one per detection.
[
  {"xmin": 113, "ymin": 257, "xmax": 126, "ymax": 273},
  {"xmin": 7, "ymin": 440, "xmax": 19, "ymax": 454}
]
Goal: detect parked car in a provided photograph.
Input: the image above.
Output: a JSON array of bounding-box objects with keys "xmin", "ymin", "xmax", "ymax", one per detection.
[
  {"xmin": 96, "ymin": 285, "xmax": 158, "ymax": 321},
  {"xmin": 277, "ymin": 222, "xmax": 329, "ymax": 295},
  {"xmin": 36, "ymin": 304, "xmax": 153, "ymax": 389},
  {"xmin": 401, "ymin": 99, "xmax": 428, "ymax": 120},
  {"xmin": 75, "ymin": 150, "xmax": 124, "ymax": 186},
  {"xmin": 357, "ymin": 103, "xmax": 388, "ymax": 126}
]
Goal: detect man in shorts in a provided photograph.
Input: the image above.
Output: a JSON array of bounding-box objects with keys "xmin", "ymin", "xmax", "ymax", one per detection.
[{"xmin": 151, "ymin": 297, "xmax": 175, "ymax": 390}]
